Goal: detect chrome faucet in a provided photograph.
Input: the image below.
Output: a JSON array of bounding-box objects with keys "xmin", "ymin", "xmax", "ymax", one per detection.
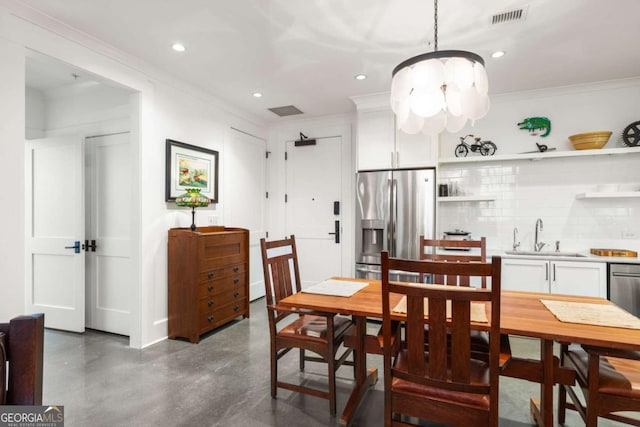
[
  {"xmin": 534, "ymin": 218, "xmax": 546, "ymax": 252},
  {"xmin": 512, "ymin": 227, "xmax": 520, "ymax": 251}
]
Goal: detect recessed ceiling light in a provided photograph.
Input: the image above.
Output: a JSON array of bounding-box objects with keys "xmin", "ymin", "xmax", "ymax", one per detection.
[
  {"xmin": 354, "ymin": 74, "xmax": 367, "ymax": 80},
  {"xmin": 491, "ymin": 50, "xmax": 505, "ymax": 58},
  {"xmin": 252, "ymin": 92, "xmax": 263, "ymax": 98},
  {"xmin": 172, "ymin": 43, "xmax": 186, "ymax": 52}
]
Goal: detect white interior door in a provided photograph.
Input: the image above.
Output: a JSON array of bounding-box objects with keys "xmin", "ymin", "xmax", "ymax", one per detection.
[
  {"xmin": 285, "ymin": 136, "xmax": 342, "ymax": 288},
  {"xmin": 26, "ymin": 136, "xmax": 85, "ymax": 332},
  {"xmin": 225, "ymin": 129, "xmax": 267, "ymax": 301},
  {"xmin": 85, "ymin": 133, "xmax": 132, "ymax": 335}
]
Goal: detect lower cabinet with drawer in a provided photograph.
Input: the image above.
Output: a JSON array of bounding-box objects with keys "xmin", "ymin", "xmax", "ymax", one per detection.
[{"xmin": 168, "ymin": 226, "xmax": 249, "ymax": 343}]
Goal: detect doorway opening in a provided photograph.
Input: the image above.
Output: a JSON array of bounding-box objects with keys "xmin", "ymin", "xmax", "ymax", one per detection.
[{"xmin": 24, "ymin": 50, "xmax": 139, "ymax": 345}]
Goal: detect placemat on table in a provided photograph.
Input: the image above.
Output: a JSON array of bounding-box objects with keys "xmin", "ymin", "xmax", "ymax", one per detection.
[
  {"xmin": 392, "ymin": 296, "xmax": 488, "ymax": 323},
  {"xmin": 540, "ymin": 299, "xmax": 640, "ymax": 330},
  {"xmin": 302, "ymin": 279, "xmax": 369, "ymax": 297}
]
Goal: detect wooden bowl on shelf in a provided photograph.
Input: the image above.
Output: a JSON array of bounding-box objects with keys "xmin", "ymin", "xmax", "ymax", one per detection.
[{"xmin": 568, "ymin": 131, "xmax": 612, "ymax": 150}]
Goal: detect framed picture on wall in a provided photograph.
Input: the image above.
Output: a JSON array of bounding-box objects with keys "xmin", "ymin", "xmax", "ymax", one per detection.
[{"xmin": 165, "ymin": 139, "xmax": 219, "ymax": 203}]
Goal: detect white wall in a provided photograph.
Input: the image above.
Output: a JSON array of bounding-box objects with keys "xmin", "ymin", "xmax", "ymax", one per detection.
[
  {"xmin": 437, "ymin": 79, "xmax": 640, "ymax": 253},
  {"xmin": 0, "ymin": 35, "xmax": 25, "ymax": 321},
  {"xmin": 0, "ymin": 2, "xmax": 267, "ymax": 347},
  {"xmin": 25, "ymin": 86, "xmax": 44, "ymax": 139},
  {"xmin": 26, "ymin": 79, "xmax": 131, "ymax": 139},
  {"xmin": 40, "ymin": 82, "xmax": 131, "ymax": 135}
]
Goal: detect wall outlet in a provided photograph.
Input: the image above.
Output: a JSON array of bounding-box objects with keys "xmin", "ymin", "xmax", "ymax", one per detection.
[{"xmin": 207, "ymin": 215, "xmax": 218, "ymax": 225}]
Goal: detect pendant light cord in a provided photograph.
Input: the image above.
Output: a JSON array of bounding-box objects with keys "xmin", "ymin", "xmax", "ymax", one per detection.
[{"xmin": 434, "ymin": 0, "xmax": 438, "ymax": 52}]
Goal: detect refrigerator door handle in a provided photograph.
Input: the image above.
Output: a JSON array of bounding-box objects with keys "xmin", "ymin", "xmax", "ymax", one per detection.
[
  {"xmin": 356, "ymin": 267, "xmax": 380, "ymax": 274},
  {"xmin": 390, "ymin": 178, "xmax": 397, "ymax": 256},
  {"xmin": 389, "ymin": 269, "xmax": 419, "ymax": 277}
]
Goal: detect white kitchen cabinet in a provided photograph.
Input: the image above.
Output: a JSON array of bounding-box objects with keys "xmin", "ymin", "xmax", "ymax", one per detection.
[
  {"xmin": 501, "ymin": 257, "xmax": 606, "ymax": 297},
  {"xmin": 352, "ymin": 93, "xmax": 437, "ymax": 170},
  {"xmin": 501, "ymin": 258, "xmax": 549, "ymax": 293},
  {"xmin": 356, "ymin": 109, "xmax": 394, "ymax": 170},
  {"xmin": 550, "ymin": 261, "xmax": 606, "ymax": 298},
  {"xmin": 395, "ymin": 127, "xmax": 438, "ymax": 169}
]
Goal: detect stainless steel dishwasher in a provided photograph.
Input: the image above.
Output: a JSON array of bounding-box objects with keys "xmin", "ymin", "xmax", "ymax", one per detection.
[{"xmin": 609, "ymin": 263, "xmax": 640, "ymax": 317}]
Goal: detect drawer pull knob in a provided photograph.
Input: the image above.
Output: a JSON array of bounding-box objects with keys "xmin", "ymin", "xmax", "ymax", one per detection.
[
  {"xmin": 233, "ymin": 266, "xmax": 239, "ymax": 272},
  {"xmin": 208, "ymin": 285, "xmax": 214, "ymax": 292},
  {"xmin": 233, "ymin": 305, "xmax": 239, "ymax": 312},
  {"xmin": 208, "ymin": 300, "xmax": 214, "ymax": 307},
  {"xmin": 208, "ymin": 272, "xmax": 214, "ymax": 279},
  {"xmin": 208, "ymin": 316, "xmax": 214, "ymax": 323},
  {"xmin": 233, "ymin": 291, "xmax": 239, "ymax": 298},
  {"xmin": 234, "ymin": 278, "xmax": 239, "ymax": 284}
]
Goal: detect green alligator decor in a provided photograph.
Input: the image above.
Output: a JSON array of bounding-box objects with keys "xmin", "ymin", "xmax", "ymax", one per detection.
[{"xmin": 517, "ymin": 117, "xmax": 551, "ymax": 137}]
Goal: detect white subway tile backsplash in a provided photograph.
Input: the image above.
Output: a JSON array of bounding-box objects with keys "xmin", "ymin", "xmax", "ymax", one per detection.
[{"xmin": 438, "ymin": 155, "xmax": 640, "ymax": 252}]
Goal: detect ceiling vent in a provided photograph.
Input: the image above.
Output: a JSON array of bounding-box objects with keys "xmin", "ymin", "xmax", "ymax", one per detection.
[
  {"xmin": 268, "ymin": 105, "xmax": 304, "ymax": 117},
  {"xmin": 491, "ymin": 5, "xmax": 528, "ymax": 25}
]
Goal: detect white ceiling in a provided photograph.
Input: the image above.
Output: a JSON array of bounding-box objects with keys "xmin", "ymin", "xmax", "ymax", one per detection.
[{"xmin": 18, "ymin": 0, "xmax": 640, "ymax": 122}]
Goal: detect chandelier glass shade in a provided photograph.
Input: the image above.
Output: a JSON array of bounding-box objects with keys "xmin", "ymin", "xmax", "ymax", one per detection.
[
  {"xmin": 390, "ymin": 0, "xmax": 490, "ymax": 135},
  {"xmin": 390, "ymin": 51, "xmax": 489, "ymax": 135}
]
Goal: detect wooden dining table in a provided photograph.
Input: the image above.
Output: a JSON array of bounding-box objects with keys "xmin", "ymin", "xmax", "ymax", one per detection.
[{"xmin": 278, "ymin": 280, "xmax": 640, "ymax": 427}]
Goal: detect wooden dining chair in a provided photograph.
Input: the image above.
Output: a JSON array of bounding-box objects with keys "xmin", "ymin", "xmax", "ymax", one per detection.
[
  {"xmin": 0, "ymin": 313, "xmax": 45, "ymax": 405},
  {"xmin": 260, "ymin": 235, "xmax": 354, "ymax": 415},
  {"xmin": 381, "ymin": 252, "xmax": 502, "ymax": 427},
  {"xmin": 419, "ymin": 236, "xmax": 512, "ymax": 360},
  {"xmin": 558, "ymin": 343, "xmax": 640, "ymax": 426},
  {"xmin": 419, "ymin": 235, "xmax": 487, "ymax": 287}
]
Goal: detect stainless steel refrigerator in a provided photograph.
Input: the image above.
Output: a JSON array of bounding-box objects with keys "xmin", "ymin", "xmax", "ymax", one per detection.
[{"xmin": 355, "ymin": 168, "xmax": 436, "ymax": 281}]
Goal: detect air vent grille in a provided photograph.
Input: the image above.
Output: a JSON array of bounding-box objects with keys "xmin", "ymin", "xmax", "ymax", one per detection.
[
  {"xmin": 268, "ymin": 105, "xmax": 304, "ymax": 117},
  {"xmin": 491, "ymin": 6, "xmax": 528, "ymax": 25}
]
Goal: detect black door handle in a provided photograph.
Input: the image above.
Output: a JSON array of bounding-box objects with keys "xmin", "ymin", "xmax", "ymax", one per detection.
[
  {"xmin": 328, "ymin": 220, "xmax": 340, "ymax": 244},
  {"xmin": 84, "ymin": 240, "xmax": 97, "ymax": 252}
]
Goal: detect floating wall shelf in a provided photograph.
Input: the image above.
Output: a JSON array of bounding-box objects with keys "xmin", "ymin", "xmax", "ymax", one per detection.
[
  {"xmin": 575, "ymin": 192, "xmax": 640, "ymax": 200},
  {"xmin": 438, "ymin": 196, "xmax": 495, "ymax": 202},
  {"xmin": 439, "ymin": 146, "xmax": 640, "ymax": 165}
]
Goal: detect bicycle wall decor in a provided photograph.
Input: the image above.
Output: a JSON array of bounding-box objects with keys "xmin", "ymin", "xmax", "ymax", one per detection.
[{"xmin": 454, "ymin": 134, "xmax": 497, "ymax": 157}]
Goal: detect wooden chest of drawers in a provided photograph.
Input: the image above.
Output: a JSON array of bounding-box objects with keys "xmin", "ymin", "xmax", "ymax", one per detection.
[{"xmin": 168, "ymin": 226, "xmax": 249, "ymax": 343}]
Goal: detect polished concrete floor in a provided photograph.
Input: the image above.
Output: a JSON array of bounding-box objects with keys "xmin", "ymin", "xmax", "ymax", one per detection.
[{"xmin": 43, "ymin": 299, "xmax": 628, "ymax": 426}]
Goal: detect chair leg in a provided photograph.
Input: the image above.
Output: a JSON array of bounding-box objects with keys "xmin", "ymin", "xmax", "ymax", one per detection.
[
  {"xmin": 271, "ymin": 346, "xmax": 278, "ymax": 398},
  {"xmin": 558, "ymin": 384, "xmax": 567, "ymax": 424},
  {"xmin": 300, "ymin": 349, "xmax": 305, "ymax": 371},
  {"xmin": 558, "ymin": 346, "xmax": 567, "ymax": 424},
  {"xmin": 328, "ymin": 353, "xmax": 336, "ymax": 416},
  {"xmin": 352, "ymin": 347, "xmax": 357, "ymax": 380},
  {"xmin": 586, "ymin": 353, "xmax": 600, "ymax": 427}
]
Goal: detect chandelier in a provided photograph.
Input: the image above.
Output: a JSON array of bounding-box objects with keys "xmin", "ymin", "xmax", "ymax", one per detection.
[{"xmin": 390, "ymin": 0, "xmax": 490, "ymax": 135}]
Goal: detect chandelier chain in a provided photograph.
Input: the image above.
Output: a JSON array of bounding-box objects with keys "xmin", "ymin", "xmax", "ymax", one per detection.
[{"xmin": 434, "ymin": 0, "xmax": 438, "ymax": 51}]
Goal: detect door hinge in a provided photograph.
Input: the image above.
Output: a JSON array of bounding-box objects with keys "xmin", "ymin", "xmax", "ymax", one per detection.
[
  {"xmin": 266, "ymin": 231, "xmax": 269, "ymax": 238},
  {"xmin": 285, "ymin": 152, "xmax": 288, "ymax": 161},
  {"xmin": 266, "ymin": 151, "xmax": 271, "ymax": 159},
  {"xmin": 285, "ymin": 194, "xmax": 288, "ymax": 203},
  {"xmin": 266, "ymin": 191, "xmax": 269, "ymax": 199}
]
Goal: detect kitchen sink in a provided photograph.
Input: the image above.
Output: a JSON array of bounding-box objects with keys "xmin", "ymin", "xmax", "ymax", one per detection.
[{"xmin": 504, "ymin": 250, "xmax": 587, "ymax": 257}]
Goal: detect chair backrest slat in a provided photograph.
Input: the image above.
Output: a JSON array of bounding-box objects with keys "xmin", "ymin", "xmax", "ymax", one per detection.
[
  {"xmin": 406, "ymin": 294, "xmax": 427, "ymax": 377},
  {"xmin": 426, "ymin": 296, "xmax": 447, "ymax": 380}
]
